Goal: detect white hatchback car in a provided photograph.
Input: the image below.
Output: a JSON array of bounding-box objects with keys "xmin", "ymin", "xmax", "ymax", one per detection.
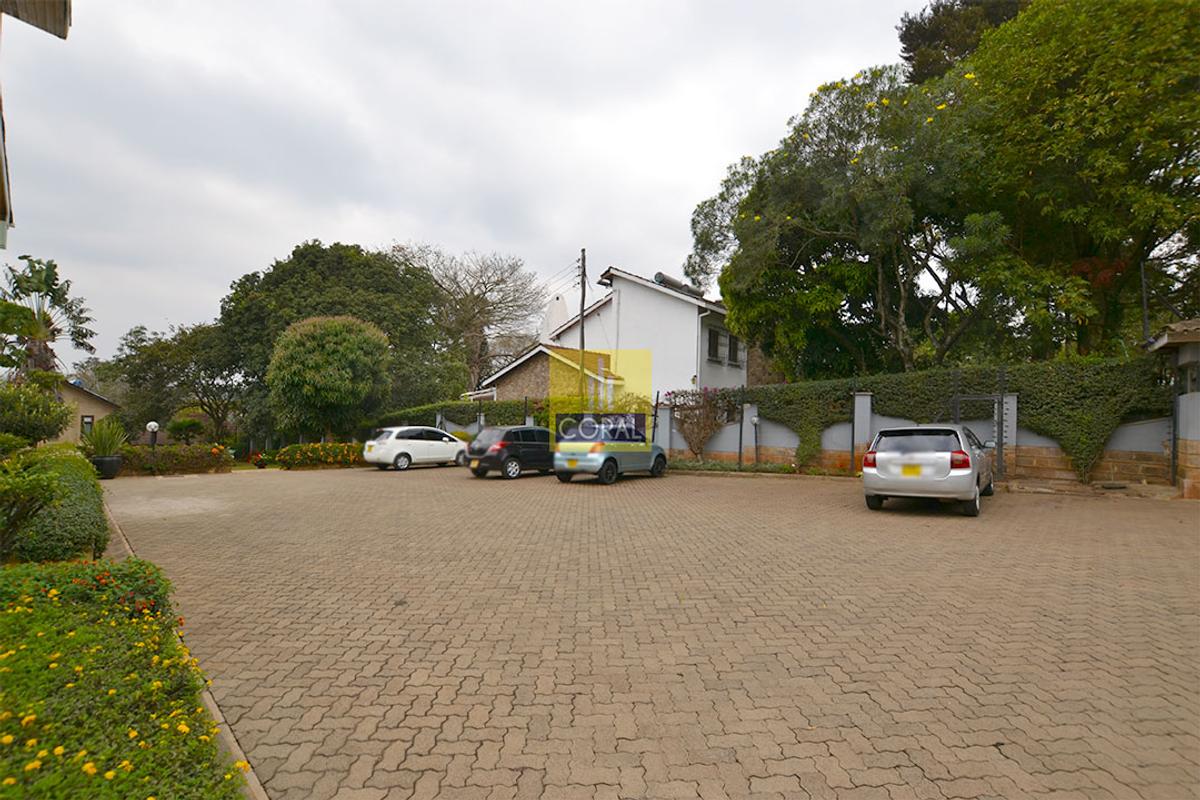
[
  {"xmin": 862, "ymin": 424, "xmax": 995, "ymax": 516},
  {"xmin": 363, "ymin": 426, "xmax": 468, "ymax": 471}
]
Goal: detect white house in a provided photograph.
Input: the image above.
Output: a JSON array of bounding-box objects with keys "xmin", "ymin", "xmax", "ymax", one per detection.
[{"xmin": 478, "ymin": 267, "xmax": 748, "ymax": 401}]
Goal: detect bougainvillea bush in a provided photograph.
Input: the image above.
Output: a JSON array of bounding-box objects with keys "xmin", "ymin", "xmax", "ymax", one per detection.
[
  {"xmin": 273, "ymin": 442, "xmax": 364, "ymax": 470},
  {"xmin": 0, "ymin": 559, "xmax": 245, "ymax": 798},
  {"xmin": 119, "ymin": 444, "xmax": 234, "ymax": 476}
]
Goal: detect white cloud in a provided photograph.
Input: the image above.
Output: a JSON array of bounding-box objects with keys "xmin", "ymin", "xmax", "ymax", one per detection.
[{"xmin": 0, "ymin": 0, "xmax": 914, "ymax": 364}]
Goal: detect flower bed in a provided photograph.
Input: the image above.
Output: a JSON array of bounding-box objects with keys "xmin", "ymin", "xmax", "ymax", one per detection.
[
  {"xmin": 0, "ymin": 559, "xmax": 244, "ymax": 797},
  {"xmin": 274, "ymin": 442, "xmax": 364, "ymax": 470},
  {"xmin": 119, "ymin": 444, "xmax": 234, "ymax": 476}
]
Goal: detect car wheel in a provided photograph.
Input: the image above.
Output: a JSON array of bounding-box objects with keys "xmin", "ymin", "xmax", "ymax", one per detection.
[
  {"xmin": 598, "ymin": 459, "xmax": 619, "ymax": 485},
  {"xmin": 961, "ymin": 489, "xmax": 981, "ymax": 517},
  {"xmin": 981, "ymin": 477, "xmax": 995, "ymax": 496},
  {"xmin": 471, "ymin": 467, "xmax": 488, "ymax": 478},
  {"xmin": 455, "ymin": 451, "xmax": 468, "ymax": 467},
  {"xmin": 502, "ymin": 457, "xmax": 522, "ymax": 479},
  {"xmin": 393, "ymin": 453, "xmax": 411, "ymax": 471},
  {"xmin": 555, "ymin": 472, "xmax": 573, "ymax": 483},
  {"xmin": 650, "ymin": 455, "xmax": 667, "ymax": 477},
  {"xmin": 865, "ymin": 494, "xmax": 884, "ymax": 510}
]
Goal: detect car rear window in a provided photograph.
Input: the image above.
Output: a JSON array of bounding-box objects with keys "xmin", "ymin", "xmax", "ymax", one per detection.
[
  {"xmin": 475, "ymin": 428, "xmax": 506, "ymax": 446},
  {"xmin": 874, "ymin": 430, "xmax": 961, "ymax": 453},
  {"xmin": 372, "ymin": 429, "xmax": 395, "ymax": 441}
]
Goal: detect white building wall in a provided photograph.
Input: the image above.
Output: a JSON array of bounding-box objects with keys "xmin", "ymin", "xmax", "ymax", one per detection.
[{"xmin": 553, "ymin": 277, "xmax": 719, "ymax": 398}]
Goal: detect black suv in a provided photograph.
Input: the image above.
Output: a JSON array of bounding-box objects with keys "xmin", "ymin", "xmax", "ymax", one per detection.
[{"xmin": 468, "ymin": 426, "xmax": 553, "ymax": 479}]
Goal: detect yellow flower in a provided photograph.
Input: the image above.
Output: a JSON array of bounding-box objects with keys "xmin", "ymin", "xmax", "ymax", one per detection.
[
  {"xmin": 926, "ymin": 117, "xmax": 934, "ymax": 124},
  {"xmin": 49, "ymin": 663, "xmax": 58, "ymax": 669},
  {"xmin": 1, "ymin": 777, "xmax": 14, "ymax": 785},
  {"xmin": 936, "ymin": 103, "xmax": 947, "ymax": 110},
  {"xmin": 234, "ymin": 760, "xmax": 250, "ymax": 772},
  {"xmin": 25, "ymin": 739, "xmax": 36, "ymax": 748},
  {"xmin": 107, "ymin": 689, "xmax": 116, "ymax": 696},
  {"xmin": 964, "ymin": 72, "xmax": 976, "ymax": 79},
  {"xmin": 25, "ymin": 760, "xmax": 41, "ymax": 771},
  {"xmin": 119, "ymin": 760, "xmax": 133, "ymax": 771},
  {"xmin": 176, "ymin": 722, "xmax": 190, "ymax": 735},
  {"xmin": 881, "ymin": 98, "xmax": 890, "ymax": 106},
  {"xmin": 82, "ymin": 761, "xmax": 97, "ymax": 775},
  {"xmin": 104, "ymin": 770, "xmax": 116, "ymax": 780},
  {"xmin": 128, "ymin": 729, "xmax": 138, "ymax": 739},
  {"xmin": 20, "ymin": 714, "xmax": 35, "ymax": 727},
  {"xmin": 53, "ymin": 746, "xmax": 64, "ymax": 756},
  {"xmin": 0, "ymin": 735, "xmax": 12, "ymax": 745},
  {"xmin": 65, "ymin": 683, "xmax": 75, "ymax": 688}
]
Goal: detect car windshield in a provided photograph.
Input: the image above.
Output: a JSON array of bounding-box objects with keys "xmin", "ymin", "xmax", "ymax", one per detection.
[
  {"xmin": 875, "ymin": 430, "xmax": 960, "ymax": 453},
  {"xmin": 474, "ymin": 428, "xmax": 506, "ymax": 446}
]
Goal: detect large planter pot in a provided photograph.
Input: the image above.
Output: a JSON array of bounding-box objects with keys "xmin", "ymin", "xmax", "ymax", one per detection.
[{"xmin": 90, "ymin": 455, "xmax": 123, "ymax": 480}]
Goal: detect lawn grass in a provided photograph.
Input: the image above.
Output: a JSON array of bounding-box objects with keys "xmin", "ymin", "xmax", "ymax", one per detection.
[{"xmin": 0, "ymin": 560, "xmax": 245, "ymax": 798}]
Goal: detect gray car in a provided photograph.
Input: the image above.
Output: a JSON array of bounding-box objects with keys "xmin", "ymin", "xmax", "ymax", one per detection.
[
  {"xmin": 861, "ymin": 424, "xmax": 995, "ymax": 516},
  {"xmin": 554, "ymin": 428, "xmax": 668, "ymax": 485}
]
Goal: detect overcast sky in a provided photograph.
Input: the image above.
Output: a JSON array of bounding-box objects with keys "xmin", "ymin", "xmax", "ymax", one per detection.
[{"xmin": 3, "ymin": 0, "xmax": 915, "ymax": 365}]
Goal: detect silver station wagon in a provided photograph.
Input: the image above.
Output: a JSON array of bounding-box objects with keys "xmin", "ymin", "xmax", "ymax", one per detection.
[{"xmin": 861, "ymin": 424, "xmax": 995, "ymax": 516}]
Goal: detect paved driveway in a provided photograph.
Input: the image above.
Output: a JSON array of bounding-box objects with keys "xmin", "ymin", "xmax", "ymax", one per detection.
[{"xmin": 104, "ymin": 469, "xmax": 1199, "ymax": 800}]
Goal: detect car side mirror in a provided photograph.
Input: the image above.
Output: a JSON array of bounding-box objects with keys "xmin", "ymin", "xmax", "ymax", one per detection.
[{"xmin": 983, "ymin": 440, "xmax": 996, "ymax": 449}]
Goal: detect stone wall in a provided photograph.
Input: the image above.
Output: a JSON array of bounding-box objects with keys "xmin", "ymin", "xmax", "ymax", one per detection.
[{"xmin": 491, "ymin": 354, "xmax": 549, "ymax": 401}]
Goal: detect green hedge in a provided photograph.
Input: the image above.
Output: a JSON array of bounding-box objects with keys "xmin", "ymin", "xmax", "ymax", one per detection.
[
  {"xmin": 12, "ymin": 447, "xmax": 109, "ymax": 562},
  {"xmin": 0, "ymin": 559, "xmax": 243, "ymax": 797},
  {"xmin": 375, "ymin": 400, "xmax": 529, "ymax": 429},
  {"xmin": 743, "ymin": 356, "xmax": 1171, "ymax": 480},
  {"xmin": 119, "ymin": 444, "xmax": 234, "ymax": 476},
  {"xmin": 275, "ymin": 442, "xmax": 364, "ymax": 469}
]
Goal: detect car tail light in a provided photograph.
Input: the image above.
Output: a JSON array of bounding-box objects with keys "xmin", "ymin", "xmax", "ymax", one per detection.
[
  {"xmin": 862, "ymin": 451, "xmax": 876, "ymax": 468},
  {"xmin": 950, "ymin": 449, "xmax": 971, "ymax": 469},
  {"xmin": 487, "ymin": 441, "xmax": 508, "ymax": 454},
  {"xmin": 589, "ymin": 442, "xmax": 605, "ymax": 453}
]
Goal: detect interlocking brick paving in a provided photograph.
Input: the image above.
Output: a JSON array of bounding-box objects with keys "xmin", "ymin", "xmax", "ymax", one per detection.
[{"xmin": 104, "ymin": 469, "xmax": 1200, "ymax": 800}]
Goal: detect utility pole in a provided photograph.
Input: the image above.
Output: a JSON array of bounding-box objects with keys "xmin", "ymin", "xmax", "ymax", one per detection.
[{"xmin": 578, "ymin": 248, "xmax": 586, "ymax": 405}]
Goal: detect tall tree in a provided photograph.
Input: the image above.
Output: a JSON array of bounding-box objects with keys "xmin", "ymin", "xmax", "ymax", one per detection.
[
  {"xmin": 898, "ymin": 0, "xmax": 1025, "ymax": 84},
  {"xmin": 1, "ymin": 256, "xmax": 95, "ymax": 374},
  {"xmin": 966, "ymin": 0, "xmax": 1200, "ymax": 353},
  {"xmin": 219, "ymin": 241, "xmax": 462, "ymax": 435},
  {"xmin": 96, "ymin": 327, "xmax": 184, "ymax": 434},
  {"xmin": 266, "ymin": 316, "xmax": 390, "ymax": 438},
  {"xmin": 171, "ymin": 323, "xmax": 243, "ymax": 440},
  {"xmin": 686, "ymin": 66, "xmax": 1078, "ymax": 377},
  {"xmin": 393, "ymin": 245, "xmax": 545, "ymax": 389}
]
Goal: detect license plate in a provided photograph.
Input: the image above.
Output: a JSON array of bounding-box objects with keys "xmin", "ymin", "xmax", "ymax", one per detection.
[
  {"xmin": 567, "ymin": 459, "xmax": 578, "ymax": 468},
  {"xmin": 901, "ymin": 464, "xmax": 921, "ymax": 477},
  {"xmin": 469, "ymin": 459, "xmax": 479, "ymax": 469}
]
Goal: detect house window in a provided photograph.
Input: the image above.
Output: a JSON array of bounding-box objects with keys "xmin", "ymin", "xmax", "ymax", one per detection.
[
  {"xmin": 727, "ymin": 335, "xmax": 741, "ymax": 365},
  {"xmin": 707, "ymin": 328, "xmax": 722, "ymax": 361},
  {"xmin": 81, "ymin": 415, "xmax": 95, "ymax": 435}
]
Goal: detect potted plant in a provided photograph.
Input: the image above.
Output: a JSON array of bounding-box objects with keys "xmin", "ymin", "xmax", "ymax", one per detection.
[{"xmin": 82, "ymin": 417, "xmax": 128, "ymax": 479}]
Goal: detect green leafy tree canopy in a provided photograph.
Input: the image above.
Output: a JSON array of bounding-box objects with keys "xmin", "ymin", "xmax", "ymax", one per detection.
[{"xmin": 266, "ymin": 316, "xmax": 391, "ymax": 438}]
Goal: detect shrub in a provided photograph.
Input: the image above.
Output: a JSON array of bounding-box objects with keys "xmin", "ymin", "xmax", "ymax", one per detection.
[
  {"xmin": 12, "ymin": 446, "xmax": 109, "ymax": 562},
  {"xmin": 274, "ymin": 442, "xmax": 364, "ymax": 469},
  {"xmin": 0, "ymin": 559, "xmax": 243, "ymax": 798},
  {"xmin": 450, "ymin": 430, "xmax": 474, "ymax": 443},
  {"xmin": 118, "ymin": 444, "xmax": 234, "ymax": 476},
  {"xmin": 0, "ymin": 381, "xmax": 72, "ymax": 443},
  {"xmin": 376, "ymin": 399, "xmax": 528, "ymax": 429},
  {"xmin": 0, "ymin": 452, "xmax": 63, "ymax": 561},
  {"xmin": 166, "ymin": 417, "xmax": 205, "ymax": 445},
  {"xmin": 80, "ymin": 416, "xmax": 128, "ymax": 457},
  {"xmin": 0, "ymin": 433, "xmax": 28, "ymax": 458}
]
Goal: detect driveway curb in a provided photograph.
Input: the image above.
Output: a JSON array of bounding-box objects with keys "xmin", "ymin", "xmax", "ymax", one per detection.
[{"xmin": 104, "ymin": 501, "xmax": 271, "ymax": 800}]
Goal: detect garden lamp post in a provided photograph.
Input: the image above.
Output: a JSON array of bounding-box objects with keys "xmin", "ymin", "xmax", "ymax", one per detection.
[{"xmin": 146, "ymin": 420, "xmax": 159, "ymax": 450}]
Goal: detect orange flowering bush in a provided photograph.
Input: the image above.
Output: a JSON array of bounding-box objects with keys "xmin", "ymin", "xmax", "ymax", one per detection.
[
  {"xmin": 0, "ymin": 560, "xmax": 242, "ymax": 797},
  {"xmin": 274, "ymin": 443, "xmax": 364, "ymax": 470}
]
